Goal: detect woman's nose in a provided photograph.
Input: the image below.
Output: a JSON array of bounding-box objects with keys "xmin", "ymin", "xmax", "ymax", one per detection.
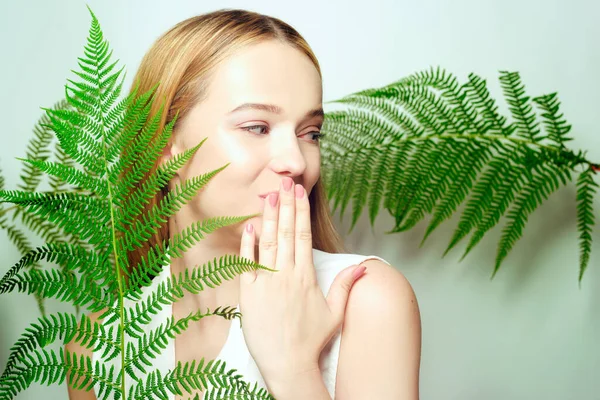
[{"xmin": 270, "ymin": 136, "xmax": 308, "ymax": 176}]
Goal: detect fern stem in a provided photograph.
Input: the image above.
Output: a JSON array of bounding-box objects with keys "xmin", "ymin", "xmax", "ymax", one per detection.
[
  {"xmin": 99, "ymin": 76, "xmax": 128, "ymax": 400},
  {"xmin": 416, "ymin": 132, "xmax": 588, "ymax": 163},
  {"xmin": 323, "ymin": 129, "xmax": 595, "ymax": 170},
  {"xmin": 105, "ymin": 112, "xmax": 127, "ymax": 400},
  {"xmin": 84, "ymin": 20, "xmax": 129, "ymax": 398}
]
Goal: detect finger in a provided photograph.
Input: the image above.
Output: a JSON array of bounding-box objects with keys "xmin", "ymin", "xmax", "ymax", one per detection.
[
  {"xmin": 276, "ymin": 177, "xmax": 296, "ymax": 271},
  {"xmin": 326, "ymin": 264, "xmax": 366, "ymax": 325},
  {"xmin": 293, "ymin": 184, "xmax": 315, "ymax": 281},
  {"xmin": 240, "ymin": 222, "xmax": 257, "ymax": 284},
  {"xmin": 258, "ymin": 189, "xmax": 279, "ymax": 272}
]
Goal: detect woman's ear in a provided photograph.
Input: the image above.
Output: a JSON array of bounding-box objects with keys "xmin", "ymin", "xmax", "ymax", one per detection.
[
  {"xmin": 160, "ymin": 142, "xmax": 173, "ymax": 167},
  {"xmin": 160, "ymin": 140, "xmax": 181, "ymax": 191},
  {"xmin": 160, "ymin": 139, "xmax": 181, "ymax": 170}
]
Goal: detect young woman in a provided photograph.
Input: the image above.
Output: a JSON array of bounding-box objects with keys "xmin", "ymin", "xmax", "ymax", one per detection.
[{"xmin": 66, "ymin": 8, "xmax": 421, "ymax": 400}]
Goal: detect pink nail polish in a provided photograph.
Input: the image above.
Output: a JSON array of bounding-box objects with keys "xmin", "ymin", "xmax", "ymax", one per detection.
[
  {"xmin": 283, "ymin": 177, "xmax": 293, "ymax": 191},
  {"xmin": 352, "ymin": 265, "xmax": 367, "ymax": 281},
  {"xmin": 246, "ymin": 223, "xmax": 254, "ymax": 233},
  {"xmin": 269, "ymin": 192, "xmax": 279, "ymax": 207},
  {"xmin": 295, "ymin": 184, "xmax": 304, "ymax": 198}
]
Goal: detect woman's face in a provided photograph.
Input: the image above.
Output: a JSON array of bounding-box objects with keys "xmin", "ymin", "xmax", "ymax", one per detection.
[{"xmin": 165, "ymin": 39, "xmax": 324, "ymax": 247}]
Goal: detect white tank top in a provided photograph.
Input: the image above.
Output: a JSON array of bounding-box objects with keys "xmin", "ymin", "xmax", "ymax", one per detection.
[{"xmin": 92, "ymin": 248, "xmax": 390, "ymax": 398}]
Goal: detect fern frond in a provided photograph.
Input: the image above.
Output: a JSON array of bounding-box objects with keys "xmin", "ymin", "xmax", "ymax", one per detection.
[
  {"xmin": 40, "ymin": 110, "xmax": 105, "ymax": 177},
  {"xmin": 576, "ymin": 168, "xmax": 599, "ymax": 282},
  {"xmin": 203, "ymin": 380, "xmax": 273, "ymax": 400},
  {"xmin": 464, "ymin": 72, "xmax": 514, "ymax": 136},
  {"xmin": 104, "ymin": 75, "xmax": 153, "ymax": 158},
  {"xmin": 421, "ymin": 140, "xmax": 494, "ymax": 245},
  {"xmin": 460, "ymin": 150, "xmax": 529, "ymax": 260},
  {"xmin": 389, "ymin": 138, "xmax": 437, "ymax": 229},
  {"xmin": 396, "ymin": 139, "xmax": 471, "ymax": 231},
  {"xmin": 125, "ymin": 306, "xmax": 241, "ymax": 377},
  {"xmin": 347, "ymin": 149, "xmax": 373, "ymax": 231},
  {"xmin": 124, "ymin": 254, "xmax": 264, "ymax": 334},
  {"xmin": 114, "ymin": 138, "xmax": 208, "ymax": 235},
  {"xmin": 381, "ymin": 141, "xmax": 416, "ymax": 212},
  {"xmin": 118, "ymin": 164, "xmax": 228, "ymax": 254},
  {"xmin": 493, "ymin": 163, "xmax": 572, "ymax": 276},
  {"xmin": 442, "ymin": 151, "xmax": 511, "ymax": 256},
  {"xmin": 17, "ymin": 100, "xmax": 67, "ymax": 194},
  {"xmin": 392, "ymin": 66, "xmax": 480, "ymax": 135},
  {"xmin": 0, "ymin": 349, "xmax": 120, "ymax": 400},
  {"xmin": 1, "ymin": 6, "xmax": 279, "ymax": 399},
  {"xmin": 0, "ymin": 219, "xmax": 46, "ymax": 315},
  {"xmin": 366, "ymin": 144, "xmax": 394, "ymax": 229},
  {"xmin": 15, "ymin": 158, "xmax": 108, "ymax": 197},
  {"xmin": 325, "ymin": 66, "xmax": 597, "ymax": 278},
  {"xmin": 0, "ymin": 191, "xmax": 110, "ymax": 246},
  {"xmin": 106, "ymin": 82, "xmax": 159, "ymax": 176},
  {"xmin": 0, "ymin": 312, "xmax": 119, "ymax": 382},
  {"xmin": 127, "ymin": 359, "xmax": 249, "ymax": 400},
  {"xmin": 0, "ymin": 267, "xmax": 109, "ymax": 311},
  {"xmin": 124, "ymin": 216, "xmax": 265, "ymax": 298},
  {"xmin": 112, "ymin": 101, "xmax": 172, "ymax": 200},
  {"xmin": 319, "ymin": 116, "xmax": 371, "ymax": 215},
  {"xmin": 18, "ymin": 208, "xmax": 65, "ymax": 243},
  {"xmin": 498, "ymin": 71, "xmax": 542, "ymax": 142},
  {"xmin": 532, "ymin": 91, "xmax": 574, "ymax": 147},
  {"xmin": 0, "ymin": 242, "xmax": 109, "ymax": 290}
]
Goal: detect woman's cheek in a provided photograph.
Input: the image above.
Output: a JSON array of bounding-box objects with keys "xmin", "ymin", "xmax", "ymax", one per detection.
[{"xmin": 219, "ymin": 130, "xmax": 256, "ymax": 163}]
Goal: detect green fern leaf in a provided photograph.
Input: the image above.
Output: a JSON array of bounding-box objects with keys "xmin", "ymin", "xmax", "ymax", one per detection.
[
  {"xmin": 17, "ymin": 100, "xmax": 64, "ymax": 194},
  {"xmin": 15, "ymin": 158, "xmax": 108, "ymax": 197},
  {"xmin": 0, "ymin": 348, "xmax": 120, "ymax": 400},
  {"xmin": 128, "ymin": 359, "xmax": 250, "ymax": 400},
  {"xmin": 124, "ymin": 254, "xmax": 264, "ymax": 335},
  {"xmin": 0, "ymin": 312, "xmax": 119, "ymax": 382},
  {"xmin": 498, "ymin": 71, "xmax": 542, "ymax": 142},
  {"xmin": 576, "ymin": 168, "xmax": 599, "ymax": 282},
  {"xmin": 421, "ymin": 140, "xmax": 494, "ymax": 246},
  {"xmin": 532, "ymin": 92, "xmax": 574, "ymax": 146},
  {"xmin": 115, "ymin": 138, "xmax": 208, "ymax": 235},
  {"xmin": 493, "ymin": 164, "xmax": 572, "ymax": 276},
  {"xmin": 460, "ymin": 153, "xmax": 528, "ymax": 261},
  {"xmin": 125, "ymin": 306, "xmax": 240, "ymax": 376}
]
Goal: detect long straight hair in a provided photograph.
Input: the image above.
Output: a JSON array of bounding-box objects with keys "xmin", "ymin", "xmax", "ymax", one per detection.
[{"xmin": 122, "ymin": 8, "xmax": 347, "ymax": 279}]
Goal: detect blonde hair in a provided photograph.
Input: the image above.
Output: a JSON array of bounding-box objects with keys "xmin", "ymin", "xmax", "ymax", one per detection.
[{"xmin": 122, "ymin": 8, "xmax": 347, "ymax": 279}]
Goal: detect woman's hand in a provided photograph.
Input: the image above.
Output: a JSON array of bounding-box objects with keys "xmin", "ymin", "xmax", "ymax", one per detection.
[{"xmin": 238, "ymin": 176, "xmax": 367, "ymax": 382}]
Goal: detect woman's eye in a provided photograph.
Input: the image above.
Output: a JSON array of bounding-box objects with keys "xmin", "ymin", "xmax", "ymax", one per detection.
[
  {"xmin": 242, "ymin": 125, "xmax": 268, "ymax": 135},
  {"xmin": 304, "ymin": 131, "xmax": 326, "ymax": 143},
  {"xmin": 242, "ymin": 125, "xmax": 325, "ymax": 143}
]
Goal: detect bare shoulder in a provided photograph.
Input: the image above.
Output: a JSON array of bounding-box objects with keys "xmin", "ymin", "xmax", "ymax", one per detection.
[
  {"xmin": 64, "ymin": 308, "xmax": 107, "ymax": 400},
  {"xmin": 355, "ymin": 258, "xmax": 418, "ymax": 305},
  {"xmin": 335, "ymin": 258, "xmax": 421, "ymax": 399}
]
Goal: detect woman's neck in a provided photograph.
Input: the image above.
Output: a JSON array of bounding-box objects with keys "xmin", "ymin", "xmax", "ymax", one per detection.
[{"xmin": 168, "ymin": 212, "xmax": 246, "ymax": 313}]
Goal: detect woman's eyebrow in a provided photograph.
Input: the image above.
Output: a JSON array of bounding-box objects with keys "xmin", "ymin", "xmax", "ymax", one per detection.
[{"xmin": 227, "ymin": 102, "xmax": 324, "ymax": 119}]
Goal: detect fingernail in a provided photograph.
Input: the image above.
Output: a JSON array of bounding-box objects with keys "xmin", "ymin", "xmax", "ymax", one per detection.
[
  {"xmin": 295, "ymin": 184, "xmax": 304, "ymax": 199},
  {"xmin": 352, "ymin": 265, "xmax": 367, "ymax": 281},
  {"xmin": 269, "ymin": 192, "xmax": 279, "ymax": 207},
  {"xmin": 283, "ymin": 177, "xmax": 293, "ymax": 191},
  {"xmin": 246, "ymin": 223, "xmax": 254, "ymax": 233}
]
